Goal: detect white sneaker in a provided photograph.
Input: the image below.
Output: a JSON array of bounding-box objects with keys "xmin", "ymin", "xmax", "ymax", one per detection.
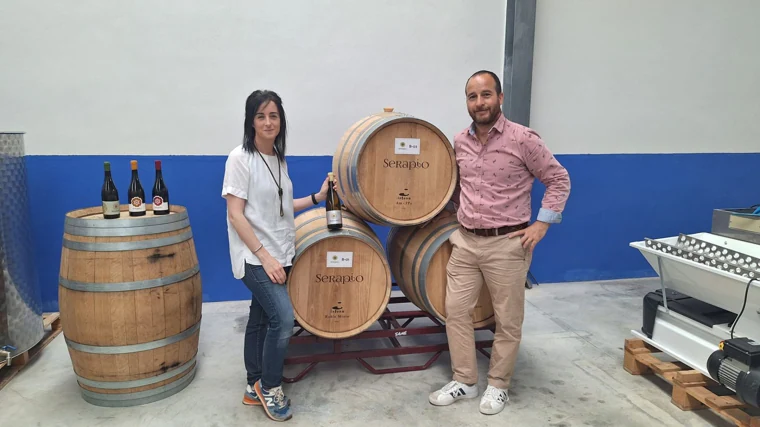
[
  {"xmin": 429, "ymin": 380, "xmax": 478, "ymax": 406},
  {"xmin": 479, "ymin": 385, "xmax": 508, "ymax": 414}
]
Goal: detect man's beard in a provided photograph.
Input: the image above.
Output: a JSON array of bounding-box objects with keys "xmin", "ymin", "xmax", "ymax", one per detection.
[{"xmin": 469, "ymin": 105, "xmax": 500, "ymax": 126}]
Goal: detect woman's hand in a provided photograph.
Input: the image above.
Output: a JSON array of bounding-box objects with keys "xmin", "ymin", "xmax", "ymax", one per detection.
[
  {"xmin": 316, "ymin": 175, "xmax": 336, "ymax": 203},
  {"xmin": 260, "ymin": 251, "xmax": 287, "ymax": 284}
]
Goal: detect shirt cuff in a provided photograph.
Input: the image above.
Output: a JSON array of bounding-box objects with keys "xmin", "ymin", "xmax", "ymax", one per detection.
[{"xmin": 537, "ymin": 208, "xmax": 562, "ymax": 224}]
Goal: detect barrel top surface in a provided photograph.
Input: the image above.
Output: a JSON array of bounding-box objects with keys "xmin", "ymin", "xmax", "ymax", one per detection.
[{"xmin": 65, "ymin": 205, "xmax": 187, "ymax": 226}]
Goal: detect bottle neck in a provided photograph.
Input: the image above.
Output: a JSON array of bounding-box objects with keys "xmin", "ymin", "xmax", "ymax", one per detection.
[
  {"xmin": 105, "ymin": 171, "xmax": 112, "ymax": 178},
  {"xmin": 131, "ymin": 169, "xmax": 138, "ymax": 178},
  {"xmin": 155, "ymin": 169, "xmax": 163, "ymax": 179}
]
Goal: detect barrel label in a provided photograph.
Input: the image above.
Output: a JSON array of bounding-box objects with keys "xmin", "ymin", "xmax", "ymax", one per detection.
[
  {"xmin": 327, "ymin": 251, "xmax": 353, "ymax": 268},
  {"xmin": 395, "ymin": 138, "xmax": 420, "ymax": 155}
]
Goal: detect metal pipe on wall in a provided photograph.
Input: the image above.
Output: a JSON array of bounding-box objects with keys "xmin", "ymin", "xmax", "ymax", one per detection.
[{"xmin": 0, "ymin": 132, "xmax": 44, "ymax": 359}]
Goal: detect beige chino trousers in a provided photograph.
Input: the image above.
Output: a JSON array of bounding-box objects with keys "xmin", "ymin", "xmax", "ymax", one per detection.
[{"xmin": 444, "ymin": 227, "xmax": 532, "ymax": 389}]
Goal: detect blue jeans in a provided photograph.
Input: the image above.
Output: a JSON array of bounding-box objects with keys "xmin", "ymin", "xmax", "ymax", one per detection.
[{"xmin": 242, "ymin": 263, "xmax": 294, "ymax": 389}]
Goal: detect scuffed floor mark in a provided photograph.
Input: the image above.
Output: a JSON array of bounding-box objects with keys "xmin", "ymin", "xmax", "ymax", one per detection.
[{"xmin": 572, "ymin": 358, "xmax": 682, "ymax": 426}]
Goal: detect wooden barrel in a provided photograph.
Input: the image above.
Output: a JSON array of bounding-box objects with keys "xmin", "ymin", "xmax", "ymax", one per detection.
[
  {"xmin": 386, "ymin": 209, "xmax": 494, "ymax": 327},
  {"xmin": 289, "ymin": 207, "xmax": 392, "ymax": 339},
  {"xmin": 58, "ymin": 204, "xmax": 202, "ymax": 407},
  {"xmin": 332, "ymin": 107, "xmax": 457, "ymax": 227}
]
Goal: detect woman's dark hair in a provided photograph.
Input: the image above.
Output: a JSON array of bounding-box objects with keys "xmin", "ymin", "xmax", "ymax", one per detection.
[{"xmin": 243, "ymin": 90, "xmax": 287, "ymax": 162}]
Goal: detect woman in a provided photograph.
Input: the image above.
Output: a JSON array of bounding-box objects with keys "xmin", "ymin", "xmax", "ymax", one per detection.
[{"xmin": 222, "ymin": 89, "xmax": 330, "ymax": 422}]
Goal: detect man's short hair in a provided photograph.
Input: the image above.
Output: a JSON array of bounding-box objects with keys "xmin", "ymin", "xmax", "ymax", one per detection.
[{"xmin": 466, "ymin": 70, "xmax": 502, "ymax": 95}]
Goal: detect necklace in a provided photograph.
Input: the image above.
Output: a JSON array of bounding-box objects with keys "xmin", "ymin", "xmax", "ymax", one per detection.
[{"xmin": 256, "ymin": 146, "xmax": 284, "ymax": 217}]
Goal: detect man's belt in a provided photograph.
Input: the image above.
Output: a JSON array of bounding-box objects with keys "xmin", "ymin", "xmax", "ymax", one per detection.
[{"xmin": 462, "ymin": 222, "xmax": 528, "ymax": 237}]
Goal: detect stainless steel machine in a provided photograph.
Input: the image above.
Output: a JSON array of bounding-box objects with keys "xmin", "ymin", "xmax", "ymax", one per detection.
[
  {"xmin": 0, "ymin": 132, "xmax": 44, "ymax": 365},
  {"xmin": 630, "ymin": 206, "xmax": 760, "ymax": 408}
]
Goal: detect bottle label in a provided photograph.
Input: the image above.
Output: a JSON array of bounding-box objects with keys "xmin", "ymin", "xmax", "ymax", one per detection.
[
  {"xmin": 102, "ymin": 201, "xmax": 120, "ymax": 216},
  {"xmin": 326, "ymin": 210, "xmax": 342, "ymax": 225},
  {"xmin": 129, "ymin": 197, "xmax": 145, "ymax": 213},
  {"xmin": 153, "ymin": 196, "xmax": 169, "ymax": 211}
]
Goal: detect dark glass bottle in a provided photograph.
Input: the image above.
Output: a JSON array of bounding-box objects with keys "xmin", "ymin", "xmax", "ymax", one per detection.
[
  {"xmin": 128, "ymin": 160, "xmax": 146, "ymax": 217},
  {"xmin": 325, "ymin": 172, "xmax": 343, "ymax": 230},
  {"xmin": 152, "ymin": 160, "xmax": 170, "ymax": 215},
  {"xmin": 101, "ymin": 161, "xmax": 120, "ymax": 219}
]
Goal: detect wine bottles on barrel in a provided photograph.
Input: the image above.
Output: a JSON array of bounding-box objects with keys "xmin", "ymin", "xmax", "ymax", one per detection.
[
  {"xmin": 325, "ymin": 172, "xmax": 343, "ymax": 230},
  {"xmin": 101, "ymin": 161, "xmax": 120, "ymax": 219},
  {"xmin": 152, "ymin": 160, "xmax": 170, "ymax": 215},
  {"xmin": 128, "ymin": 160, "xmax": 146, "ymax": 217}
]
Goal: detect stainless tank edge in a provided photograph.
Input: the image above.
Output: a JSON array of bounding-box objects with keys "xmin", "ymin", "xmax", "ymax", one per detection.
[{"xmin": 0, "ymin": 132, "xmax": 45, "ymax": 358}]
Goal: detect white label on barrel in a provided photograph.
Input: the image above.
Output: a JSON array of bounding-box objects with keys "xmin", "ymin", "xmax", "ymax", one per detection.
[
  {"xmin": 327, "ymin": 251, "xmax": 353, "ymax": 268},
  {"xmin": 395, "ymin": 138, "xmax": 420, "ymax": 155}
]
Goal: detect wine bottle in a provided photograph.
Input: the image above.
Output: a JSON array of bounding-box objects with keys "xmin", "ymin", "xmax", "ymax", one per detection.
[
  {"xmin": 152, "ymin": 160, "xmax": 170, "ymax": 215},
  {"xmin": 101, "ymin": 161, "xmax": 120, "ymax": 219},
  {"xmin": 128, "ymin": 160, "xmax": 146, "ymax": 217},
  {"xmin": 325, "ymin": 172, "xmax": 343, "ymax": 230}
]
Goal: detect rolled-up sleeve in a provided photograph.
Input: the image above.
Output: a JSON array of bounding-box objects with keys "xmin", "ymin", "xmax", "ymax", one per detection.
[
  {"xmin": 222, "ymin": 150, "xmax": 249, "ymax": 200},
  {"xmin": 520, "ymin": 130, "xmax": 571, "ymax": 223}
]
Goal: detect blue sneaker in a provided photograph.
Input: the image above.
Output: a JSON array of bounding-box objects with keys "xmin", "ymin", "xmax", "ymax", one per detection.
[{"xmin": 254, "ymin": 380, "xmax": 293, "ymax": 421}]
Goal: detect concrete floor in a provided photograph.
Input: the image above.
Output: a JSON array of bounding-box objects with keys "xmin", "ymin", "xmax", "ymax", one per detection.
[{"xmin": 1, "ymin": 278, "xmax": 736, "ymax": 427}]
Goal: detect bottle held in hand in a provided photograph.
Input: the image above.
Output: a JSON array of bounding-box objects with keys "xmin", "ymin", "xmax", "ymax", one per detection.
[
  {"xmin": 325, "ymin": 172, "xmax": 343, "ymax": 230},
  {"xmin": 101, "ymin": 161, "xmax": 120, "ymax": 219},
  {"xmin": 152, "ymin": 160, "xmax": 170, "ymax": 215},
  {"xmin": 128, "ymin": 160, "xmax": 146, "ymax": 217}
]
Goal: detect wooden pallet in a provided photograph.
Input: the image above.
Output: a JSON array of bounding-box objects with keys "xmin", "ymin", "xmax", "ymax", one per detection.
[
  {"xmin": 624, "ymin": 338, "xmax": 760, "ymax": 427},
  {"xmin": 0, "ymin": 313, "xmax": 63, "ymax": 390}
]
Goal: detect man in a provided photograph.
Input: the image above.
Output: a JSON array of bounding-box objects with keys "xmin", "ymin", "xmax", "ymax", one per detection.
[{"xmin": 429, "ymin": 70, "xmax": 571, "ymax": 415}]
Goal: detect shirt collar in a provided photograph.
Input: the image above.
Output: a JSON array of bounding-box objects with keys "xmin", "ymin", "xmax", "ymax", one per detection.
[{"xmin": 468, "ymin": 112, "xmax": 507, "ymax": 137}]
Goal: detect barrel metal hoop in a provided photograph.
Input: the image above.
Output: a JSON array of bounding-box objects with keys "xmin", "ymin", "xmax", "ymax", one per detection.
[
  {"xmin": 336, "ymin": 114, "xmax": 384, "ymax": 198},
  {"xmin": 412, "ymin": 224, "xmax": 458, "ymax": 314},
  {"xmin": 348, "ymin": 115, "xmax": 412, "ymax": 225},
  {"xmin": 394, "ymin": 224, "xmax": 427, "ymax": 304},
  {"xmin": 65, "ymin": 210, "xmax": 188, "ymax": 229},
  {"xmin": 294, "ymin": 212, "xmax": 364, "ymax": 234},
  {"xmin": 65, "ymin": 218, "xmax": 190, "ymax": 237},
  {"xmin": 76, "ymin": 355, "xmax": 197, "ymax": 389},
  {"xmin": 63, "ymin": 230, "xmax": 193, "ymax": 252},
  {"xmin": 294, "ymin": 215, "xmax": 381, "ymax": 252},
  {"xmin": 294, "ymin": 227, "xmax": 383, "ymax": 263},
  {"xmin": 65, "ymin": 320, "xmax": 201, "ymax": 354},
  {"xmin": 413, "ymin": 223, "xmax": 458, "ymax": 315},
  {"xmin": 79, "ymin": 364, "xmax": 197, "ymax": 407},
  {"xmin": 60, "ymin": 265, "xmax": 200, "ymax": 292}
]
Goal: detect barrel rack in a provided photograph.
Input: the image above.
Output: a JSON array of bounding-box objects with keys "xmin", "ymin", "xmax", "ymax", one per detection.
[{"xmin": 282, "ymin": 292, "xmax": 495, "ymax": 383}]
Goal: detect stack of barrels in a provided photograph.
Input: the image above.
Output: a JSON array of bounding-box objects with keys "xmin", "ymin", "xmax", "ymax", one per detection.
[{"xmin": 287, "ymin": 108, "xmax": 495, "ymax": 340}]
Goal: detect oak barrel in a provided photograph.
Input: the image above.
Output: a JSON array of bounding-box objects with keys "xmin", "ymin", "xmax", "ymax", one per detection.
[
  {"xmin": 386, "ymin": 209, "xmax": 494, "ymax": 327},
  {"xmin": 58, "ymin": 204, "xmax": 202, "ymax": 407},
  {"xmin": 289, "ymin": 207, "xmax": 391, "ymax": 339},
  {"xmin": 332, "ymin": 107, "xmax": 457, "ymax": 227}
]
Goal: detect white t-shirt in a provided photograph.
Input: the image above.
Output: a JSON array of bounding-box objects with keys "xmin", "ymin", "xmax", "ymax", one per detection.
[{"xmin": 221, "ymin": 144, "xmax": 296, "ymax": 279}]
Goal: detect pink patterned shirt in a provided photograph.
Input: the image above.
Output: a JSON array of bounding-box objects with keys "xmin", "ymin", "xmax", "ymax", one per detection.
[{"xmin": 451, "ymin": 113, "xmax": 570, "ymax": 229}]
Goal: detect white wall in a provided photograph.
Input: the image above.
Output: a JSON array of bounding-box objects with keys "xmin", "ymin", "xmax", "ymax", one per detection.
[
  {"xmin": 0, "ymin": 0, "xmax": 506, "ymax": 156},
  {"xmin": 530, "ymin": 0, "xmax": 760, "ymax": 154}
]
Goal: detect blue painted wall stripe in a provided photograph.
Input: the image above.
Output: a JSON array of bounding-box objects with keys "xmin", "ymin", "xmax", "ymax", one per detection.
[{"xmin": 25, "ymin": 153, "xmax": 760, "ymax": 312}]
